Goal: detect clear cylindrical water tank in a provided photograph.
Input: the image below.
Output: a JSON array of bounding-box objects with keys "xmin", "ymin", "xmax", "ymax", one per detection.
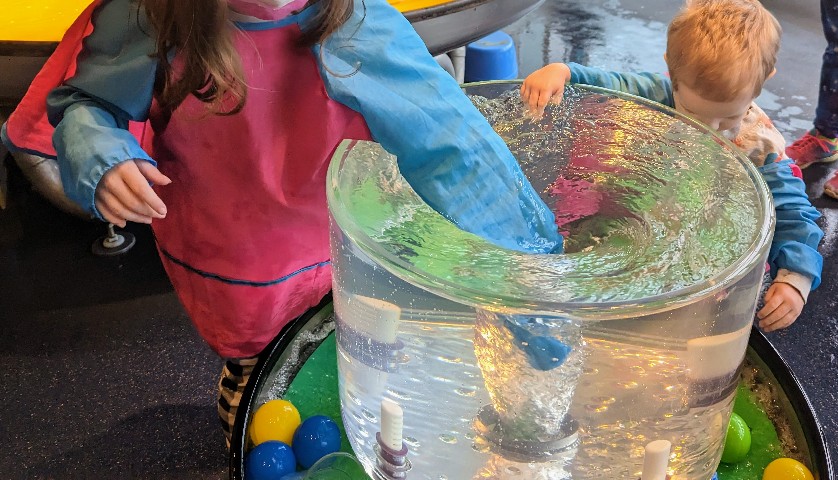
[{"xmin": 327, "ymin": 82, "xmax": 773, "ymax": 480}]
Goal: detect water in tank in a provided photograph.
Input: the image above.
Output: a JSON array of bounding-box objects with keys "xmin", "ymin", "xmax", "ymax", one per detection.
[{"xmin": 326, "ymin": 82, "xmax": 773, "ymax": 479}]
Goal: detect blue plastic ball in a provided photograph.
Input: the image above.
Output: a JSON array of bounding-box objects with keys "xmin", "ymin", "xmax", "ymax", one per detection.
[
  {"xmin": 291, "ymin": 415, "xmax": 342, "ymax": 469},
  {"xmin": 711, "ymin": 474, "xmax": 719, "ymax": 480},
  {"xmin": 245, "ymin": 441, "xmax": 297, "ymax": 480}
]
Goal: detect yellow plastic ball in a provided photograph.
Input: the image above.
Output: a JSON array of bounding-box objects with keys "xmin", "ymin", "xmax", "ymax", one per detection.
[
  {"xmin": 763, "ymin": 458, "xmax": 814, "ymax": 480},
  {"xmin": 248, "ymin": 399, "xmax": 301, "ymax": 446}
]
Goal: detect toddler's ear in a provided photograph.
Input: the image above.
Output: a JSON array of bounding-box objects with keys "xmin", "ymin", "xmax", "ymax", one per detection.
[
  {"xmin": 767, "ymin": 67, "xmax": 777, "ymax": 80},
  {"xmin": 662, "ymin": 54, "xmax": 673, "ymax": 79}
]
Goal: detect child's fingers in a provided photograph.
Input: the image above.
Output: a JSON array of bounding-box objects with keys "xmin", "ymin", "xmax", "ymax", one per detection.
[
  {"xmin": 96, "ymin": 200, "xmax": 127, "ymax": 228},
  {"xmin": 537, "ymin": 89, "xmax": 553, "ymax": 111},
  {"xmin": 762, "ymin": 286, "xmax": 775, "ymax": 304},
  {"xmin": 521, "ymin": 86, "xmax": 543, "ymax": 118},
  {"xmin": 136, "ymin": 159, "xmax": 172, "ymax": 185},
  {"xmin": 96, "ymin": 189, "xmax": 154, "ymax": 225},
  {"xmin": 98, "ymin": 170, "xmax": 145, "ymax": 222},
  {"xmin": 551, "ymin": 92, "xmax": 564, "ymax": 105},
  {"xmin": 523, "ymin": 85, "xmax": 538, "ymax": 111},
  {"xmin": 520, "ymin": 83, "xmax": 531, "ymax": 105},
  {"xmin": 107, "ymin": 177, "xmax": 162, "ymax": 220},
  {"xmin": 760, "ymin": 309, "xmax": 796, "ymax": 332},
  {"xmin": 756, "ymin": 289, "xmax": 781, "ymax": 319},
  {"xmin": 758, "ymin": 303, "xmax": 791, "ymax": 330},
  {"xmin": 125, "ymin": 164, "xmax": 168, "ymax": 217}
]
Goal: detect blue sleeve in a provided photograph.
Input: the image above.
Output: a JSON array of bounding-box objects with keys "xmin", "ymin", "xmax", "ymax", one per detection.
[
  {"xmin": 758, "ymin": 158, "xmax": 824, "ymax": 289},
  {"xmin": 46, "ymin": 0, "xmax": 157, "ymax": 219},
  {"xmin": 311, "ymin": 0, "xmax": 563, "ymax": 254},
  {"xmin": 567, "ymin": 63, "xmax": 675, "ymax": 108}
]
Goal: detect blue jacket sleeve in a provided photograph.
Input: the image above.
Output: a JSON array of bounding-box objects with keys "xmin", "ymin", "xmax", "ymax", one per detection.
[
  {"xmin": 758, "ymin": 158, "xmax": 824, "ymax": 290},
  {"xmin": 311, "ymin": 0, "xmax": 563, "ymax": 254},
  {"xmin": 46, "ymin": 0, "xmax": 157, "ymax": 218},
  {"xmin": 567, "ymin": 63, "xmax": 675, "ymax": 108}
]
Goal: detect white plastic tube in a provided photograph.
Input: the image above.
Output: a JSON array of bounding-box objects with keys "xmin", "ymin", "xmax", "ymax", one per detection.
[
  {"xmin": 450, "ymin": 46, "xmax": 466, "ymax": 84},
  {"xmin": 641, "ymin": 440, "xmax": 671, "ymax": 480},
  {"xmin": 380, "ymin": 398, "xmax": 404, "ymax": 451},
  {"xmin": 686, "ymin": 324, "xmax": 750, "ymax": 380}
]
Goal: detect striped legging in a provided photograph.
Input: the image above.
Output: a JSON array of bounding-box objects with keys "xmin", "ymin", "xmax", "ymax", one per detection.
[{"xmin": 217, "ymin": 356, "xmax": 259, "ymax": 447}]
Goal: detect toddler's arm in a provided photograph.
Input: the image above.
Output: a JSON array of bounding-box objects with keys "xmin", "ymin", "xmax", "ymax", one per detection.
[
  {"xmin": 756, "ymin": 157, "xmax": 824, "ymax": 330},
  {"xmin": 522, "ymin": 62, "xmax": 674, "ymax": 115}
]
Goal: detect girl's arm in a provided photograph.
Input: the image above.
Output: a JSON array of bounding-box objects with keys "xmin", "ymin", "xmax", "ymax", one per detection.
[
  {"xmin": 313, "ymin": 0, "xmax": 563, "ymax": 254},
  {"xmin": 47, "ymin": 0, "xmax": 159, "ymax": 219}
]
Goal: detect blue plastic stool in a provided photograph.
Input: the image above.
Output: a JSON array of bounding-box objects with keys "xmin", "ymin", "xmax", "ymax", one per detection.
[{"xmin": 464, "ymin": 31, "xmax": 518, "ymax": 82}]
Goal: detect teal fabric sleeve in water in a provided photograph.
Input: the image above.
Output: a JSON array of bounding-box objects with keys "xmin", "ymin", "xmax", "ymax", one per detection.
[{"xmin": 313, "ymin": 0, "xmax": 563, "ymax": 254}]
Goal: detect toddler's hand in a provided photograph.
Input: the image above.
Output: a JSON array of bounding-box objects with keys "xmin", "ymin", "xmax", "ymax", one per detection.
[
  {"xmin": 95, "ymin": 159, "xmax": 171, "ymax": 227},
  {"xmin": 757, "ymin": 282, "xmax": 804, "ymax": 332},
  {"xmin": 521, "ymin": 63, "xmax": 571, "ymax": 118}
]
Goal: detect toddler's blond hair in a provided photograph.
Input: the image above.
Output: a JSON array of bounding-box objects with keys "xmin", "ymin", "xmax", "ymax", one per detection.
[{"xmin": 666, "ymin": 0, "xmax": 781, "ymax": 102}]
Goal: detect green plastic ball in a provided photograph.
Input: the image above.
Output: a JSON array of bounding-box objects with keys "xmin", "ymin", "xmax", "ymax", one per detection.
[{"xmin": 721, "ymin": 412, "xmax": 751, "ymax": 464}]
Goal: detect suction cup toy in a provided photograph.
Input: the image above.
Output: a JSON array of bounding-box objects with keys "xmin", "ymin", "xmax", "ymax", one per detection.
[{"xmin": 304, "ymin": 452, "xmax": 366, "ymax": 479}]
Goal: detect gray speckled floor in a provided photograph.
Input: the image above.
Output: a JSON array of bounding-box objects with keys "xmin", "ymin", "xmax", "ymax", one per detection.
[
  {"xmin": 1, "ymin": 0, "xmax": 835, "ymax": 478},
  {"xmin": 0, "ymin": 160, "xmax": 228, "ymax": 478}
]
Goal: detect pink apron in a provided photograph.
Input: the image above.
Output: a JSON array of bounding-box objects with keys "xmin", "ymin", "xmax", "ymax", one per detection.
[
  {"xmin": 6, "ymin": 0, "xmax": 371, "ymax": 358},
  {"xmin": 145, "ymin": 3, "xmax": 371, "ymax": 357}
]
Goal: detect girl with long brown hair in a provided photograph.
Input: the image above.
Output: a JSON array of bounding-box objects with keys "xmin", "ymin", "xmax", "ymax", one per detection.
[{"xmin": 2, "ymin": 0, "xmax": 564, "ymax": 444}]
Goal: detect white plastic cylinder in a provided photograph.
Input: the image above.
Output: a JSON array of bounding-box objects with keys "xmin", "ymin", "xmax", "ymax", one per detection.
[
  {"xmin": 380, "ymin": 398, "xmax": 404, "ymax": 451},
  {"xmin": 641, "ymin": 440, "xmax": 672, "ymax": 480}
]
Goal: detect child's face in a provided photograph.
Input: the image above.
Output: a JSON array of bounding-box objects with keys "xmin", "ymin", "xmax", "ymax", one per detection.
[{"xmin": 672, "ymin": 83, "xmax": 754, "ymax": 134}]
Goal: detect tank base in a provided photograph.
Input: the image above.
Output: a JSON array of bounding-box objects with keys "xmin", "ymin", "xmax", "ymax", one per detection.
[{"xmin": 473, "ymin": 404, "xmax": 579, "ymax": 462}]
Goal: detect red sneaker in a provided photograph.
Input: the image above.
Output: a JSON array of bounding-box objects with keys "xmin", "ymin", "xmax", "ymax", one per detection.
[
  {"xmin": 824, "ymin": 172, "xmax": 838, "ymax": 200},
  {"xmin": 786, "ymin": 129, "xmax": 838, "ymax": 169}
]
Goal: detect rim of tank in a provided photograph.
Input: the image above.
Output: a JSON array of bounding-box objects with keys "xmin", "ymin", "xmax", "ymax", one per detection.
[
  {"xmin": 229, "ymin": 295, "xmax": 335, "ymax": 480},
  {"xmin": 229, "ymin": 308, "xmax": 834, "ymax": 480},
  {"xmin": 327, "ymin": 81, "xmax": 775, "ymax": 319},
  {"xmin": 747, "ymin": 328, "xmax": 834, "ymax": 480}
]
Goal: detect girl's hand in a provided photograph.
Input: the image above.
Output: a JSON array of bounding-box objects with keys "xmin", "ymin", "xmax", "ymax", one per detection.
[
  {"xmin": 95, "ymin": 159, "xmax": 171, "ymax": 227},
  {"xmin": 757, "ymin": 282, "xmax": 805, "ymax": 332},
  {"xmin": 521, "ymin": 63, "xmax": 572, "ymax": 118}
]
